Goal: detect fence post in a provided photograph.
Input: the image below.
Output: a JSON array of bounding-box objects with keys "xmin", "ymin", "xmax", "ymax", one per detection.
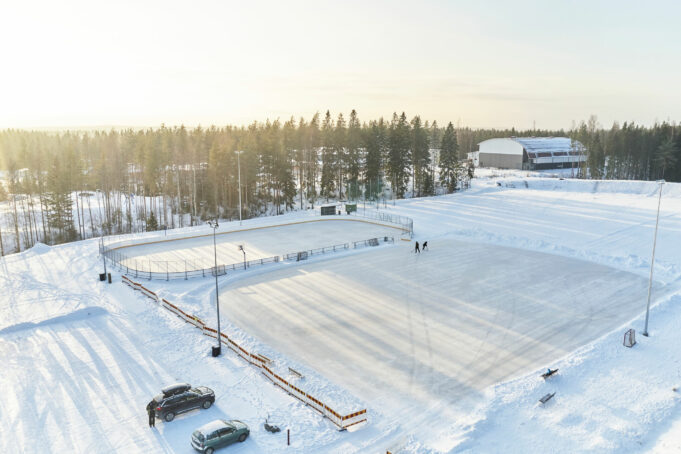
[
  {"xmin": 185, "ymin": 260, "xmax": 188, "ymax": 280},
  {"xmin": 166, "ymin": 261, "xmax": 169, "ymax": 281}
]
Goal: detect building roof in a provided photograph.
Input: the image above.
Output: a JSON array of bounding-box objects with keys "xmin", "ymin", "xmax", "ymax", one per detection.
[
  {"xmin": 478, "ymin": 137, "xmax": 585, "ymax": 156},
  {"xmin": 511, "ymin": 137, "xmax": 581, "ymax": 154}
]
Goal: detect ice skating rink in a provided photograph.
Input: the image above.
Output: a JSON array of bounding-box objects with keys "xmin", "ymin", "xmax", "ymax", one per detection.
[
  {"xmin": 220, "ymin": 239, "xmax": 661, "ymax": 420},
  {"xmin": 113, "ymin": 219, "xmax": 400, "ymax": 271}
]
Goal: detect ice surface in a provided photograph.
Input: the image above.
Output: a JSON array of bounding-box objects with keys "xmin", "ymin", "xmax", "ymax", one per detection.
[
  {"xmin": 116, "ymin": 219, "xmax": 400, "ymax": 271},
  {"xmin": 219, "ymin": 239, "xmax": 669, "ymax": 442}
]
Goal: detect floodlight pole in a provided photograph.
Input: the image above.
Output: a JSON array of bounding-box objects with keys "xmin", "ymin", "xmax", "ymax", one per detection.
[
  {"xmin": 642, "ymin": 180, "xmax": 665, "ymax": 337},
  {"xmin": 239, "ymin": 245, "xmax": 246, "ymax": 270},
  {"xmin": 100, "ymin": 235, "xmax": 107, "ymax": 276},
  {"xmin": 235, "ymin": 150, "xmax": 244, "ymax": 226},
  {"xmin": 209, "ymin": 219, "xmax": 222, "ymax": 355}
]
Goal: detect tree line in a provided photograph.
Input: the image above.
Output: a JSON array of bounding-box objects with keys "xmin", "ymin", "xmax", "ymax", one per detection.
[
  {"xmin": 570, "ymin": 115, "xmax": 681, "ymax": 180},
  {"xmin": 0, "ymin": 111, "xmax": 679, "ymax": 254}
]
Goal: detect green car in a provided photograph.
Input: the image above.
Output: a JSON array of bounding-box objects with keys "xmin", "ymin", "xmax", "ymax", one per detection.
[{"xmin": 191, "ymin": 419, "xmax": 250, "ymax": 453}]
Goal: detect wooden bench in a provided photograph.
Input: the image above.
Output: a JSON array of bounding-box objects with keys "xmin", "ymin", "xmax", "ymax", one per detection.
[{"xmin": 539, "ymin": 392, "xmax": 555, "ymax": 404}]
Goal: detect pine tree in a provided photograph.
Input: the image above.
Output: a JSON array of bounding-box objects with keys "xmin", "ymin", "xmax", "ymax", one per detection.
[
  {"xmin": 411, "ymin": 116, "xmax": 430, "ymax": 197},
  {"xmin": 655, "ymin": 138, "xmax": 678, "ymax": 179},
  {"xmin": 387, "ymin": 112, "xmax": 411, "ymax": 198},
  {"xmin": 439, "ymin": 122, "xmax": 459, "ymax": 193},
  {"xmin": 364, "ymin": 119, "xmax": 386, "ymax": 199},
  {"xmin": 346, "ymin": 110, "xmax": 362, "ymax": 200},
  {"xmin": 305, "ymin": 113, "xmax": 320, "ymax": 205},
  {"xmin": 146, "ymin": 211, "xmax": 158, "ymax": 231},
  {"xmin": 45, "ymin": 154, "xmax": 76, "ymax": 243},
  {"xmin": 334, "ymin": 113, "xmax": 347, "ymax": 199},
  {"xmin": 320, "ymin": 111, "xmax": 336, "ymax": 200},
  {"xmin": 280, "ymin": 117, "xmax": 298, "ymax": 211}
]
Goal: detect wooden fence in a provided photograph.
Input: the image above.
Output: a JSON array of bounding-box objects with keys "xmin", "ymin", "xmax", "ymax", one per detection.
[{"xmin": 122, "ymin": 275, "xmax": 367, "ymax": 430}]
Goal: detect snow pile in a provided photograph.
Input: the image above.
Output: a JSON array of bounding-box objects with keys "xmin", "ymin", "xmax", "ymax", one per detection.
[{"xmin": 489, "ymin": 176, "xmax": 681, "ymax": 198}]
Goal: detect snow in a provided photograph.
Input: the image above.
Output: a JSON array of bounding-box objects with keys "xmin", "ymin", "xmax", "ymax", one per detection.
[
  {"xmin": 197, "ymin": 419, "xmax": 229, "ymax": 434},
  {"xmin": 2, "ymin": 172, "xmax": 681, "ymax": 453}
]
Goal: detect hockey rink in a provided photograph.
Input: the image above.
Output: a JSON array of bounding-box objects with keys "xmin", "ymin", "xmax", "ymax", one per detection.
[
  {"xmin": 114, "ymin": 219, "xmax": 400, "ymax": 271},
  {"xmin": 219, "ymin": 239, "xmax": 664, "ymax": 427}
]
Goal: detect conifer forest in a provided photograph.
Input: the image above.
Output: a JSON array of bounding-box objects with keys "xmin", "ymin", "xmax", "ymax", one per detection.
[{"xmin": 0, "ymin": 111, "xmax": 679, "ymax": 254}]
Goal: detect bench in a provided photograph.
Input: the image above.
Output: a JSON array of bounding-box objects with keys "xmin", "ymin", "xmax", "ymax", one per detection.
[{"xmin": 539, "ymin": 392, "xmax": 555, "ymax": 404}]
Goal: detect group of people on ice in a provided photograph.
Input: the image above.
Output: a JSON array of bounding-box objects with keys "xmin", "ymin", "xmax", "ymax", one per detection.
[{"xmin": 414, "ymin": 240, "xmax": 428, "ymax": 254}]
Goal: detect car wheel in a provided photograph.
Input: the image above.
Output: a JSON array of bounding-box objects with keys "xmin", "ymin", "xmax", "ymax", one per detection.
[
  {"xmin": 164, "ymin": 412, "xmax": 175, "ymax": 422},
  {"xmin": 238, "ymin": 433, "xmax": 247, "ymax": 442},
  {"xmin": 202, "ymin": 400, "xmax": 212, "ymax": 409},
  {"xmin": 205, "ymin": 448, "xmax": 214, "ymax": 454}
]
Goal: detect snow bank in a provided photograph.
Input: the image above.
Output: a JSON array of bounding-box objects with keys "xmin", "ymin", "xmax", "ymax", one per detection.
[
  {"xmin": 0, "ymin": 306, "xmax": 107, "ymax": 334},
  {"xmin": 486, "ymin": 176, "xmax": 681, "ymax": 198},
  {"xmin": 26, "ymin": 241, "xmax": 51, "ymax": 255}
]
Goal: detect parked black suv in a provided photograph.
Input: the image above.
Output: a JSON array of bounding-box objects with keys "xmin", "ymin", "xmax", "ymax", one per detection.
[{"xmin": 153, "ymin": 385, "xmax": 215, "ymax": 422}]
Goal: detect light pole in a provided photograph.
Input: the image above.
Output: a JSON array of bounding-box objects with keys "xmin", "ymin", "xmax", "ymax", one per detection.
[
  {"xmin": 642, "ymin": 179, "xmax": 665, "ymax": 337},
  {"xmin": 208, "ymin": 218, "xmax": 222, "ymax": 356},
  {"xmin": 235, "ymin": 150, "xmax": 244, "ymax": 226},
  {"xmin": 99, "ymin": 196, "xmax": 107, "ymax": 281},
  {"xmin": 238, "ymin": 244, "xmax": 246, "ymax": 269},
  {"xmin": 100, "ymin": 234, "xmax": 107, "ymax": 277}
]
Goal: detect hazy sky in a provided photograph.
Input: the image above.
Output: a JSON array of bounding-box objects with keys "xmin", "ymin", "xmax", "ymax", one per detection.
[{"xmin": 1, "ymin": 0, "xmax": 680, "ymax": 130}]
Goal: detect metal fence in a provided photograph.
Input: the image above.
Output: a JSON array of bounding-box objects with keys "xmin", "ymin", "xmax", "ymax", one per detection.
[
  {"xmin": 351, "ymin": 211, "xmax": 413, "ymax": 237},
  {"xmin": 101, "ymin": 245, "xmax": 281, "ymax": 280},
  {"xmin": 283, "ymin": 236, "xmax": 394, "ymax": 261},
  {"xmin": 102, "ymin": 235, "xmax": 395, "ymax": 280}
]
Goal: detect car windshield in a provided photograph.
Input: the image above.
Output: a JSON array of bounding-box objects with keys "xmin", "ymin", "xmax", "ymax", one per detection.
[{"xmin": 192, "ymin": 431, "xmax": 205, "ymax": 442}]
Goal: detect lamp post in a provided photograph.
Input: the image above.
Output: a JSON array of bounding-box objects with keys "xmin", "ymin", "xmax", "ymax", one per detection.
[
  {"xmin": 235, "ymin": 150, "xmax": 244, "ymax": 226},
  {"xmin": 642, "ymin": 179, "xmax": 665, "ymax": 337},
  {"xmin": 99, "ymin": 196, "xmax": 107, "ymax": 280},
  {"xmin": 238, "ymin": 244, "xmax": 246, "ymax": 269},
  {"xmin": 100, "ymin": 234, "xmax": 107, "ymax": 277},
  {"xmin": 208, "ymin": 218, "xmax": 222, "ymax": 356}
]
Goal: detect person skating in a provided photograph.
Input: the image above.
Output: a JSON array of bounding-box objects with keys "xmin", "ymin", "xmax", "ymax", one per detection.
[
  {"xmin": 146, "ymin": 400, "xmax": 156, "ymax": 428},
  {"xmin": 422, "ymin": 241, "xmax": 428, "ymax": 251},
  {"xmin": 414, "ymin": 241, "xmax": 420, "ymax": 253}
]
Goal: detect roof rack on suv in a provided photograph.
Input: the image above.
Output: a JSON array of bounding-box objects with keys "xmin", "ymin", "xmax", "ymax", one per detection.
[{"xmin": 162, "ymin": 382, "xmax": 191, "ymax": 398}]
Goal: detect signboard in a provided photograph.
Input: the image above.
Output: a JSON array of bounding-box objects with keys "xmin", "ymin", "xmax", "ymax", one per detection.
[{"xmin": 321, "ymin": 205, "xmax": 337, "ymax": 216}]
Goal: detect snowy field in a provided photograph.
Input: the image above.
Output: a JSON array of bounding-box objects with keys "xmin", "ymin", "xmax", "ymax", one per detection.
[
  {"xmin": 113, "ymin": 219, "xmax": 400, "ymax": 272},
  {"xmin": 3, "ymin": 173, "xmax": 681, "ymax": 453}
]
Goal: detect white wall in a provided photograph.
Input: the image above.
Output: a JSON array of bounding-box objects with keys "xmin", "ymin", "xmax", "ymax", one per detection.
[{"xmin": 478, "ymin": 138, "xmax": 524, "ymax": 156}]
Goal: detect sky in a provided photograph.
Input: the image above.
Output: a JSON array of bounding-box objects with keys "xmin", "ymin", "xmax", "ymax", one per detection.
[{"xmin": 1, "ymin": 0, "xmax": 680, "ymax": 130}]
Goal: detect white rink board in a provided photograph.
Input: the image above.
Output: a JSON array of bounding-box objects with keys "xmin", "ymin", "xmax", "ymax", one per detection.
[
  {"xmin": 220, "ymin": 240, "xmax": 661, "ymax": 429},
  {"xmin": 115, "ymin": 219, "xmax": 400, "ymax": 271}
]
